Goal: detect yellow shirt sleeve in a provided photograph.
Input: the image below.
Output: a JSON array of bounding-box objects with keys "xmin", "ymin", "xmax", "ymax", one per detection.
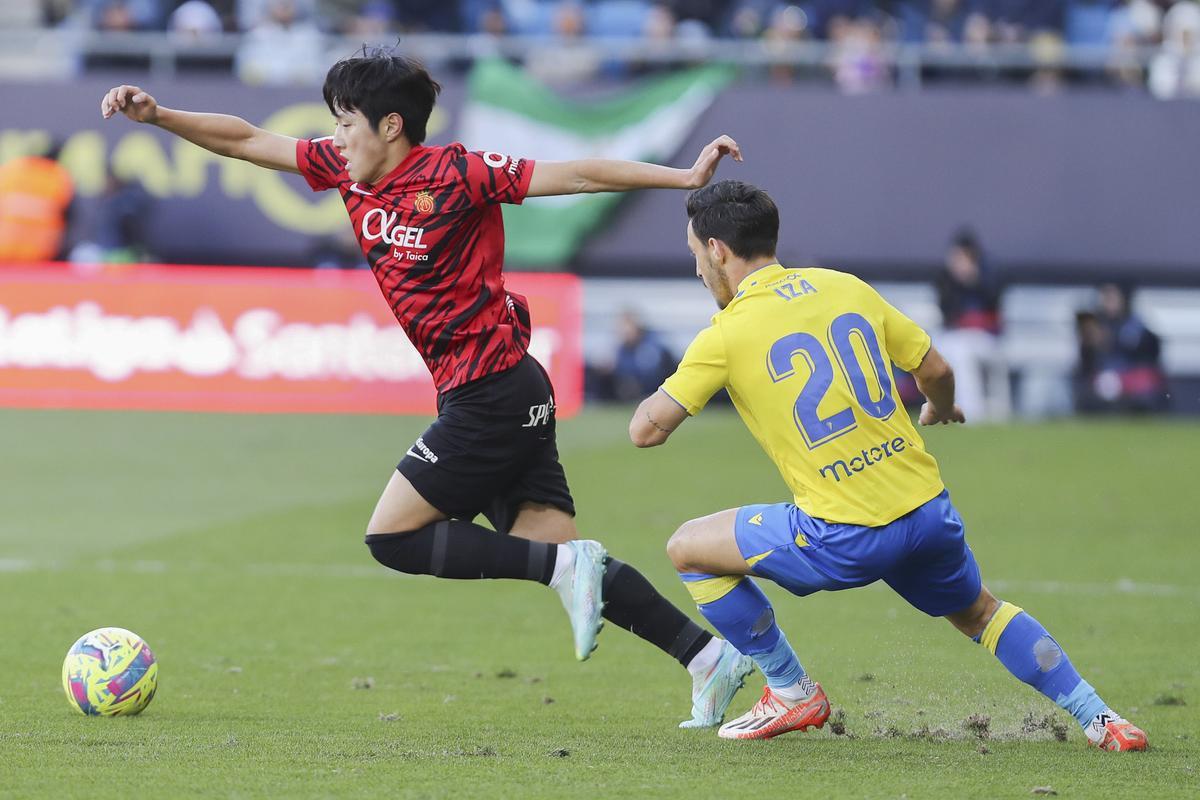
[
  {"xmin": 660, "ymin": 323, "xmax": 728, "ymax": 415},
  {"xmin": 873, "ymin": 287, "xmax": 932, "ymax": 372}
]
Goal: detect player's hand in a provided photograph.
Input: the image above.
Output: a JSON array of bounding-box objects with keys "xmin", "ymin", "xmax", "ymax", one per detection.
[
  {"xmin": 684, "ymin": 135, "xmax": 742, "ymax": 189},
  {"xmin": 101, "ymin": 85, "xmax": 159, "ymax": 124},
  {"xmin": 919, "ymin": 402, "xmax": 966, "ymax": 426}
]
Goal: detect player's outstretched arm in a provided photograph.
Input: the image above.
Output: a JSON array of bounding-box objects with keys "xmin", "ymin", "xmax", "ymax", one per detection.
[
  {"xmin": 526, "ymin": 135, "xmax": 742, "ymax": 197},
  {"xmin": 913, "ymin": 346, "xmax": 966, "ymax": 425},
  {"xmin": 100, "ymin": 85, "xmax": 301, "ymax": 174},
  {"xmin": 629, "ymin": 390, "xmax": 690, "ymax": 447}
]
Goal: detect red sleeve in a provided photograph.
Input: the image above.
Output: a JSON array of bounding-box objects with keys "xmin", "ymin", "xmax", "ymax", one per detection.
[
  {"xmin": 457, "ymin": 149, "xmax": 535, "ymax": 206},
  {"xmin": 295, "ymin": 137, "xmax": 347, "ymax": 192}
]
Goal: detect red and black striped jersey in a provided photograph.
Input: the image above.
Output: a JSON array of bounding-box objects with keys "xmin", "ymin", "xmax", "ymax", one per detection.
[{"xmin": 296, "ymin": 137, "xmax": 536, "ymax": 393}]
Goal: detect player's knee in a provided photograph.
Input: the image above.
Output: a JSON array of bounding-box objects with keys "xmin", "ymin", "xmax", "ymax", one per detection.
[
  {"xmin": 365, "ymin": 533, "xmax": 397, "ymax": 568},
  {"xmin": 666, "ymin": 519, "xmax": 702, "ymax": 572},
  {"xmin": 947, "ymin": 587, "xmax": 1000, "ymax": 638},
  {"xmin": 364, "ymin": 528, "xmax": 427, "ymax": 574}
]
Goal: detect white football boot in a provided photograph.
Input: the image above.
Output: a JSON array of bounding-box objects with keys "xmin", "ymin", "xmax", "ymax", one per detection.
[
  {"xmin": 552, "ymin": 540, "xmax": 607, "ymax": 661},
  {"xmin": 679, "ymin": 640, "xmax": 756, "ymax": 728}
]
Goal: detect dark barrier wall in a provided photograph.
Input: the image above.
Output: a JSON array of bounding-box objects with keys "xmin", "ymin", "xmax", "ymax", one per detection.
[
  {"xmin": 583, "ymin": 87, "xmax": 1200, "ymax": 283},
  {"xmin": 3, "ymin": 78, "xmax": 1198, "ymax": 282}
]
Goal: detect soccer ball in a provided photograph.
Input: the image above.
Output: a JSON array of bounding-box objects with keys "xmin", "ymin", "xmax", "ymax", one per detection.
[{"xmin": 62, "ymin": 627, "xmax": 158, "ymax": 716}]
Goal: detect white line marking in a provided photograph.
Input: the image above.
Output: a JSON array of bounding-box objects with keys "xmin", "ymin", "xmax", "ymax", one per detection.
[{"xmin": 1, "ymin": 557, "xmax": 1196, "ymax": 597}]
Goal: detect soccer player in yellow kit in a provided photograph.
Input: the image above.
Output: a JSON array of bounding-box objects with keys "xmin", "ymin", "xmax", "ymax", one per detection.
[{"xmin": 629, "ymin": 180, "xmax": 1147, "ymax": 750}]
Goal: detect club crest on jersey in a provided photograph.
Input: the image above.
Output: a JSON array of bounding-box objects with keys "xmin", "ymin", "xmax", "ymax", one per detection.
[{"xmin": 414, "ymin": 191, "xmax": 435, "ymax": 214}]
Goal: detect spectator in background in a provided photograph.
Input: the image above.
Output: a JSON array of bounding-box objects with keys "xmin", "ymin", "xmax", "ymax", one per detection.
[
  {"xmin": 394, "ymin": 0, "xmax": 461, "ymax": 31},
  {"xmin": 237, "ymin": 0, "xmax": 316, "ymax": 29},
  {"xmin": 86, "ymin": 0, "xmax": 164, "ymax": 29},
  {"xmin": 167, "ymin": 0, "xmax": 224, "ymax": 36},
  {"xmin": 751, "ymin": 4, "xmax": 809, "ymax": 83},
  {"xmin": 1028, "ymin": 25, "xmax": 1068, "ymax": 92},
  {"xmin": 899, "ymin": 0, "xmax": 969, "ymax": 46},
  {"xmin": 612, "ymin": 309, "xmax": 676, "ymax": 400},
  {"xmin": 236, "ymin": 0, "xmax": 325, "ymax": 84},
  {"xmin": 41, "ymin": 0, "xmax": 75, "ymax": 26},
  {"xmin": 803, "ymin": 0, "xmax": 872, "ymax": 39},
  {"xmin": 523, "ymin": 3, "xmax": 604, "ymax": 82},
  {"xmin": 965, "ymin": 0, "xmax": 1066, "ymax": 44},
  {"xmin": 460, "ymin": 0, "xmax": 506, "ymax": 34},
  {"xmin": 829, "ymin": 14, "xmax": 890, "ymax": 92},
  {"xmin": 0, "ymin": 145, "xmax": 75, "ymax": 263},
  {"xmin": 586, "ymin": 310, "xmax": 677, "ymax": 402},
  {"xmin": 318, "ymin": 0, "xmax": 395, "ymax": 34},
  {"xmin": 1108, "ymin": 0, "xmax": 1164, "ymax": 88},
  {"xmin": 69, "ymin": 167, "xmax": 155, "ymax": 264},
  {"xmin": 1149, "ymin": 0, "xmax": 1200, "ymax": 98},
  {"xmin": 657, "ymin": 0, "xmax": 732, "ymax": 37},
  {"xmin": 934, "ymin": 228, "xmax": 1008, "ymax": 421},
  {"xmin": 1074, "ymin": 283, "xmax": 1167, "ymax": 413}
]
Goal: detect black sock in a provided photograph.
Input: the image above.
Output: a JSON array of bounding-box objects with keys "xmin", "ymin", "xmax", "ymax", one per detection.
[
  {"xmin": 601, "ymin": 557, "xmax": 713, "ymax": 669},
  {"xmin": 365, "ymin": 520, "xmax": 556, "ymax": 584}
]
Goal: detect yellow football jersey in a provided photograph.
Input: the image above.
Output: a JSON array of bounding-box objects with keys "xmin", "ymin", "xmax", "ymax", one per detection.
[{"xmin": 662, "ymin": 265, "xmax": 944, "ymax": 527}]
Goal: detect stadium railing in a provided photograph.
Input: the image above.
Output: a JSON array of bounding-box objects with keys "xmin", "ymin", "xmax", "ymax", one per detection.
[{"xmin": 0, "ymin": 29, "xmax": 1160, "ymax": 87}]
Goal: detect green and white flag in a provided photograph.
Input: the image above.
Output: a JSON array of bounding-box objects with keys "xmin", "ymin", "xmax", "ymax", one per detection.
[{"xmin": 458, "ymin": 60, "xmax": 734, "ymax": 267}]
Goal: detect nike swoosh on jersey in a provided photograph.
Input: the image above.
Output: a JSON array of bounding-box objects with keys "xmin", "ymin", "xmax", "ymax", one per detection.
[
  {"xmin": 404, "ymin": 447, "xmax": 430, "ymax": 463},
  {"xmin": 349, "ymin": 183, "xmax": 374, "ymax": 196}
]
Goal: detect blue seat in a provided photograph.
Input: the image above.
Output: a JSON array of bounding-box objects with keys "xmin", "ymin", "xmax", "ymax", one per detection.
[
  {"xmin": 1065, "ymin": 2, "xmax": 1113, "ymax": 45},
  {"xmin": 586, "ymin": 0, "xmax": 650, "ymax": 38}
]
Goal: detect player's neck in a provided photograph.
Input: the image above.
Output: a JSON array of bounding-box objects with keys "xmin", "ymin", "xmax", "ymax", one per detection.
[
  {"xmin": 370, "ymin": 140, "xmax": 416, "ymax": 184},
  {"xmin": 725, "ymin": 256, "xmax": 781, "ymax": 289}
]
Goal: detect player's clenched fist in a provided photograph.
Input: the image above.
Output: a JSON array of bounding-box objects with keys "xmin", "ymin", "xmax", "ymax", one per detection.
[
  {"xmin": 919, "ymin": 402, "xmax": 966, "ymax": 426},
  {"xmin": 100, "ymin": 85, "xmax": 159, "ymax": 124}
]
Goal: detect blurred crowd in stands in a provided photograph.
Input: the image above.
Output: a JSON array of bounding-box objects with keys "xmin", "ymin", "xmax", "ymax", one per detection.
[
  {"xmin": 929, "ymin": 229, "xmax": 1168, "ymax": 418},
  {"xmin": 583, "ymin": 229, "xmax": 1169, "ymax": 414},
  {"xmin": 1, "ymin": 1, "xmax": 1196, "ymax": 95}
]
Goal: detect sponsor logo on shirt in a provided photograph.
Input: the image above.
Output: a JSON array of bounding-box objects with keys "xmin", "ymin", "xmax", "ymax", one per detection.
[
  {"xmin": 405, "ymin": 437, "xmax": 439, "ymax": 464},
  {"xmin": 361, "ymin": 208, "xmax": 430, "ymax": 262},
  {"xmin": 817, "ymin": 436, "xmax": 909, "ymax": 482},
  {"xmin": 482, "ymin": 152, "xmax": 521, "ymax": 176},
  {"xmin": 522, "ymin": 396, "xmax": 555, "ymax": 428}
]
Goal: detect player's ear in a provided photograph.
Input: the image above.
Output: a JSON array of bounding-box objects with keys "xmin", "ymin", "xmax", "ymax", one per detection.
[
  {"xmin": 381, "ymin": 113, "xmax": 405, "ymax": 142},
  {"xmin": 707, "ymin": 237, "xmax": 726, "ymax": 264}
]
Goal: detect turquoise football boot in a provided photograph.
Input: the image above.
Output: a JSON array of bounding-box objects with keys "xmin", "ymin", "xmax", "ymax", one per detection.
[
  {"xmin": 553, "ymin": 539, "xmax": 607, "ymax": 661},
  {"xmin": 679, "ymin": 641, "xmax": 756, "ymax": 728}
]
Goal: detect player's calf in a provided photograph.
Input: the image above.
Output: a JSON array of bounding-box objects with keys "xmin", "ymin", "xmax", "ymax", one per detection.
[
  {"xmin": 960, "ymin": 594, "xmax": 1148, "ymax": 751},
  {"xmin": 365, "ymin": 520, "xmax": 560, "ymax": 581}
]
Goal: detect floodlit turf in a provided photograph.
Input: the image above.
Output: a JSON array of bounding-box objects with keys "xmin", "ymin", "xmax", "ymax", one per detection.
[{"xmin": 0, "ymin": 408, "xmax": 1196, "ymax": 799}]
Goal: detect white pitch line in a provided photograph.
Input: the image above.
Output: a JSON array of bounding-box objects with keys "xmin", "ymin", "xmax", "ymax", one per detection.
[
  {"xmin": 988, "ymin": 578, "xmax": 1200, "ymax": 599},
  {"xmin": 0, "ymin": 556, "xmax": 1197, "ymax": 598},
  {"xmin": 0, "ymin": 557, "xmax": 394, "ymax": 580}
]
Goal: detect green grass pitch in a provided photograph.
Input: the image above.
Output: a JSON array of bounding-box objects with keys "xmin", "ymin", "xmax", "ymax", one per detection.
[{"xmin": 0, "ymin": 408, "xmax": 1196, "ymax": 798}]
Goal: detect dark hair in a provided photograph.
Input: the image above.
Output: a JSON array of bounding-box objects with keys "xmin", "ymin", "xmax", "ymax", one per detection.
[
  {"xmin": 322, "ymin": 48, "xmax": 441, "ymax": 143},
  {"xmin": 951, "ymin": 227, "xmax": 981, "ymax": 257},
  {"xmin": 686, "ymin": 180, "xmax": 778, "ymax": 260}
]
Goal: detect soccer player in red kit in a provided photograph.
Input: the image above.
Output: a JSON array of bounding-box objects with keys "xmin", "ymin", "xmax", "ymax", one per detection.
[{"xmin": 100, "ymin": 51, "xmax": 754, "ymax": 728}]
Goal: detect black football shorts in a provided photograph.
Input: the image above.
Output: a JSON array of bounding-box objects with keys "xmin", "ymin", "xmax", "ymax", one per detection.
[{"xmin": 397, "ymin": 354, "xmax": 575, "ymax": 533}]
